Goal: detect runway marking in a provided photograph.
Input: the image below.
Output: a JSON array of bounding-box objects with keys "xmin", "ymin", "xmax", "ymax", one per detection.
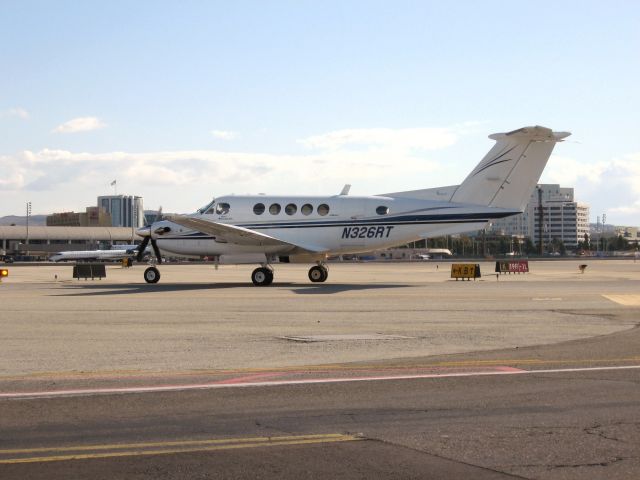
[
  {"xmin": 0, "ymin": 433, "xmax": 360, "ymax": 464},
  {"xmin": 603, "ymin": 294, "xmax": 640, "ymax": 306},
  {"xmin": 2, "ymin": 365, "xmax": 640, "ymax": 399}
]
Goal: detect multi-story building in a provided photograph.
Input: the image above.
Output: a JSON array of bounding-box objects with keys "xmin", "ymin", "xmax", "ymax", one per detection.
[
  {"xmin": 489, "ymin": 184, "xmax": 590, "ymax": 249},
  {"xmin": 46, "ymin": 206, "xmax": 112, "ymax": 227},
  {"xmin": 97, "ymin": 195, "xmax": 144, "ymax": 228},
  {"xmin": 615, "ymin": 226, "xmax": 640, "ymax": 244}
]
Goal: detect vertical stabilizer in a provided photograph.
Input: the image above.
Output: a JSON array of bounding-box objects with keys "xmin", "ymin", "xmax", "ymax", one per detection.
[{"xmin": 449, "ymin": 126, "xmax": 570, "ymax": 211}]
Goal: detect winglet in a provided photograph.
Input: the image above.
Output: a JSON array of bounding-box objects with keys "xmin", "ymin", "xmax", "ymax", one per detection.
[{"xmin": 340, "ymin": 184, "xmax": 351, "ymax": 195}]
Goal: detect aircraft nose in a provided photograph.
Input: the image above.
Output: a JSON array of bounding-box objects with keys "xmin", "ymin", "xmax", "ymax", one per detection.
[{"xmin": 136, "ymin": 225, "xmax": 151, "ymax": 238}]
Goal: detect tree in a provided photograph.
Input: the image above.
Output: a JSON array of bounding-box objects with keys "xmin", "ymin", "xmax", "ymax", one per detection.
[
  {"xmin": 615, "ymin": 235, "xmax": 629, "ymax": 251},
  {"xmin": 523, "ymin": 238, "xmax": 536, "ymax": 255}
]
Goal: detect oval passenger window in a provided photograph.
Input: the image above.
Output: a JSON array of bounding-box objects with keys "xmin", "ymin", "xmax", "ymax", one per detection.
[
  {"xmin": 253, "ymin": 203, "xmax": 265, "ymax": 215},
  {"xmin": 285, "ymin": 203, "xmax": 297, "ymax": 215},
  {"xmin": 301, "ymin": 204, "xmax": 313, "ymax": 216},
  {"xmin": 376, "ymin": 206, "xmax": 389, "ymax": 215},
  {"xmin": 317, "ymin": 204, "xmax": 330, "ymax": 216},
  {"xmin": 269, "ymin": 203, "xmax": 281, "ymax": 215}
]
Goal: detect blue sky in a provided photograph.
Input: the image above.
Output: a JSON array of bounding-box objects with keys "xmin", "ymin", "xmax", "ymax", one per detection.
[{"xmin": 1, "ymin": 1, "xmax": 639, "ymax": 224}]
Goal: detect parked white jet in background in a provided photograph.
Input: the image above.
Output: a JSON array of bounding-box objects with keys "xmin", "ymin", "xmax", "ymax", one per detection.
[
  {"xmin": 136, "ymin": 126, "xmax": 569, "ymax": 286},
  {"xmin": 50, "ymin": 245, "xmax": 146, "ymax": 262}
]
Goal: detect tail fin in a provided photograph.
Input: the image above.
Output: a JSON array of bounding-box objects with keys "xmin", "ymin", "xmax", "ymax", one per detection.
[{"xmin": 449, "ymin": 126, "xmax": 570, "ymax": 211}]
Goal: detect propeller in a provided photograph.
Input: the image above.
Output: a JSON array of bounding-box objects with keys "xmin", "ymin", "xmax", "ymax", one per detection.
[{"xmin": 135, "ymin": 206, "xmax": 165, "ymax": 264}]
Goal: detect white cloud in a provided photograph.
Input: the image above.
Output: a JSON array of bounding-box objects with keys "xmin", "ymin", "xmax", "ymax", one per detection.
[
  {"xmin": 542, "ymin": 153, "xmax": 640, "ymax": 224},
  {"xmin": 1, "ymin": 107, "xmax": 29, "ymax": 119},
  {"xmin": 0, "ymin": 136, "xmax": 446, "ymax": 214},
  {"xmin": 8, "ymin": 124, "xmax": 638, "ymax": 225},
  {"xmin": 543, "ymin": 155, "xmax": 608, "ymax": 185},
  {"xmin": 299, "ymin": 127, "xmax": 457, "ymax": 151},
  {"xmin": 211, "ymin": 130, "xmax": 238, "ymax": 140},
  {"xmin": 52, "ymin": 116, "xmax": 106, "ymax": 133}
]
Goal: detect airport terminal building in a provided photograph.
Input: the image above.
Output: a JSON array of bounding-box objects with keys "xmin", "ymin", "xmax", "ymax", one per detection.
[{"xmin": 0, "ymin": 226, "xmax": 138, "ymax": 258}]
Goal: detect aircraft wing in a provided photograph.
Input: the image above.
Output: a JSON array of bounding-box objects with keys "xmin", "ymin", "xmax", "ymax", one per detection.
[{"xmin": 165, "ymin": 215, "xmax": 326, "ymax": 253}]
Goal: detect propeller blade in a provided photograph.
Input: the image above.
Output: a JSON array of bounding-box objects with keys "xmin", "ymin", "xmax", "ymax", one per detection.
[
  {"xmin": 151, "ymin": 238, "xmax": 162, "ymax": 264},
  {"xmin": 136, "ymin": 236, "xmax": 150, "ymax": 262}
]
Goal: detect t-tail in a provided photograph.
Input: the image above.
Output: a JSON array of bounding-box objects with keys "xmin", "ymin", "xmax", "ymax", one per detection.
[{"xmin": 449, "ymin": 126, "xmax": 570, "ymax": 211}]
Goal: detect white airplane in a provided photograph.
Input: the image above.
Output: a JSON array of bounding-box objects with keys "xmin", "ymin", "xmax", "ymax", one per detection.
[
  {"xmin": 50, "ymin": 245, "xmax": 147, "ymax": 262},
  {"xmin": 135, "ymin": 126, "xmax": 570, "ymax": 285}
]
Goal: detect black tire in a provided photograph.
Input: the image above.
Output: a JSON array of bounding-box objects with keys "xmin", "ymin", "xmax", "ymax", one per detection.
[
  {"xmin": 252, "ymin": 267, "xmax": 273, "ymax": 286},
  {"xmin": 265, "ymin": 269, "xmax": 274, "ymax": 286},
  {"xmin": 144, "ymin": 266, "xmax": 161, "ymax": 284},
  {"xmin": 308, "ymin": 265, "xmax": 328, "ymax": 283}
]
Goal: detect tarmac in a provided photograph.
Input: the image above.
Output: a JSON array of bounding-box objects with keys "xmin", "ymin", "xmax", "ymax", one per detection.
[
  {"xmin": 0, "ymin": 260, "xmax": 638, "ymax": 376},
  {"xmin": 0, "ymin": 259, "xmax": 639, "ymax": 479}
]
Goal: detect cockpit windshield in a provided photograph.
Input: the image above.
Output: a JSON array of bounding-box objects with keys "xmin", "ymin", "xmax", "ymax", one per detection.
[{"xmin": 197, "ymin": 198, "xmax": 216, "ymax": 214}]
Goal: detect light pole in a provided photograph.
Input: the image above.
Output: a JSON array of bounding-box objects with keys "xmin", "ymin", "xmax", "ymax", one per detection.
[
  {"xmin": 602, "ymin": 213, "xmax": 607, "ymax": 254},
  {"xmin": 26, "ymin": 201, "xmax": 32, "ymax": 257}
]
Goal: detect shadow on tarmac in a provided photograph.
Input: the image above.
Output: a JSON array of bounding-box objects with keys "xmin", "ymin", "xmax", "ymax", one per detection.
[
  {"xmin": 52, "ymin": 282, "xmax": 410, "ymax": 296},
  {"xmin": 291, "ymin": 284, "xmax": 410, "ymax": 295}
]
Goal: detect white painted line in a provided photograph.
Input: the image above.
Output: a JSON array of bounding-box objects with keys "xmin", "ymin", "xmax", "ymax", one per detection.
[{"xmin": 2, "ymin": 365, "xmax": 640, "ymax": 400}]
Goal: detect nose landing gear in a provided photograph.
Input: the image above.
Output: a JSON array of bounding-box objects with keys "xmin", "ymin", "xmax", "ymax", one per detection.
[{"xmin": 144, "ymin": 266, "xmax": 161, "ymax": 284}]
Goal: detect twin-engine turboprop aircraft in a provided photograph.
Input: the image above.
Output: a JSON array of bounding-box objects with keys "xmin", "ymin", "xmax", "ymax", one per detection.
[{"xmin": 135, "ymin": 126, "xmax": 569, "ymax": 285}]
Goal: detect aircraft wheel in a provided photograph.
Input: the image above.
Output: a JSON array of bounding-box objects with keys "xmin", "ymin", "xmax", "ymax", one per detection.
[
  {"xmin": 144, "ymin": 266, "xmax": 161, "ymax": 284},
  {"xmin": 252, "ymin": 267, "xmax": 273, "ymax": 286},
  {"xmin": 308, "ymin": 265, "xmax": 328, "ymax": 283}
]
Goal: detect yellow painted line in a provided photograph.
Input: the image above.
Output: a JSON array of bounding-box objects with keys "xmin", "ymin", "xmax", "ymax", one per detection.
[
  {"xmin": 0, "ymin": 433, "xmax": 346, "ymax": 455},
  {"xmin": 603, "ymin": 294, "xmax": 640, "ymax": 306},
  {"xmin": 0, "ymin": 434, "xmax": 360, "ymax": 464}
]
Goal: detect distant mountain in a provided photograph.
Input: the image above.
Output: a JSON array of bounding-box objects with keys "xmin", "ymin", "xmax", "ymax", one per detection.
[{"xmin": 0, "ymin": 215, "xmax": 47, "ymax": 226}]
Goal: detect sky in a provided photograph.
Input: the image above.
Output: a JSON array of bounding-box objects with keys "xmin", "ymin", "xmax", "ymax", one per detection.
[{"xmin": 1, "ymin": 1, "xmax": 639, "ymax": 225}]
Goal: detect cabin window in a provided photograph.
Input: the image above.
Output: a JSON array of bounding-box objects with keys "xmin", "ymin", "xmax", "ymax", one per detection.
[
  {"xmin": 376, "ymin": 206, "xmax": 389, "ymax": 215},
  {"xmin": 285, "ymin": 203, "xmax": 297, "ymax": 215},
  {"xmin": 317, "ymin": 204, "xmax": 330, "ymax": 216},
  {"xmin": 253, "ymin": 203, "xmax": 265, "ymax": 215},
  {"xmin": 269, "ymin": 203, "xmax": 281, "ymax": 215},
  {"xmin": 301, "ymin": 204, "xmax": 313, "ymax": 215},
  {"xmin": 215, "ymin": 203, "xmax": 231, "ymax": 215}
]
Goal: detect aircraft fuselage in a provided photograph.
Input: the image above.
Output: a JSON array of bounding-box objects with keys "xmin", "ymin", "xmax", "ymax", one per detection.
[{"xmin": 153, "ymin": 195, "xmax": 518, "ymax": 257}]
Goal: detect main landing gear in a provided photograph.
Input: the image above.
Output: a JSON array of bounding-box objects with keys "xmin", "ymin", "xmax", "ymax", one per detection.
[
  {"xmin": 251, "ymin": 266, "xmax": 274, "ymax": 286},
  {"xmin": 251, "ymin": 264, "xmax": 328, "ymax": 286},
  {"xmin": 308, "ymin": 264, "xmax": 328, "ymax": 283}
]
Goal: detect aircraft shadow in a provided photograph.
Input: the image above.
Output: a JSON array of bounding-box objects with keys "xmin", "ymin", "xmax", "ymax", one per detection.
[
  {"xmin": 291, "ymin": 284, "xmax": 410, "ymax": 295},
  {"xmin": 52, "ymin": 282, "xmax": 409, "ymax": 297}
]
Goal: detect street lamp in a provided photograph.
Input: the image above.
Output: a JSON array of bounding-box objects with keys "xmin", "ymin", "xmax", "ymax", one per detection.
[{"xmin": 26, "ymin": 201, "xmax": 32, "ymax": 257}]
